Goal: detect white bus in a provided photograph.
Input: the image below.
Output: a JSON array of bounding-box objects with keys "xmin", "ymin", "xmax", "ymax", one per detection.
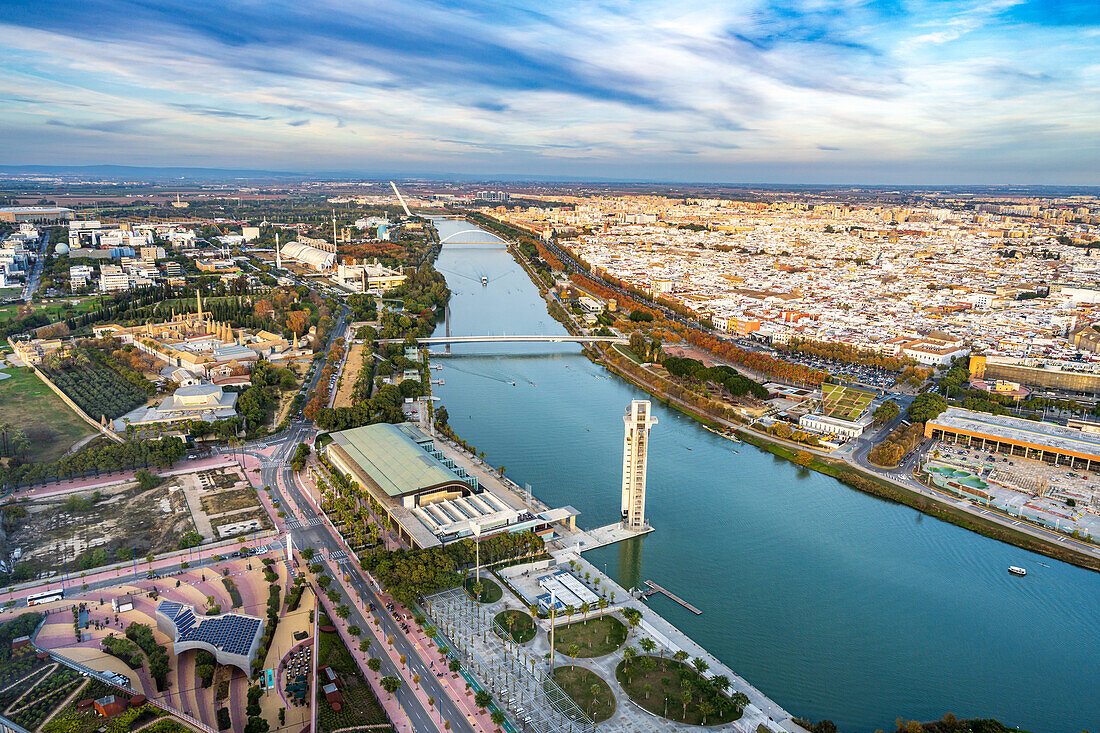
[{"xmin": 26, "ymin": 589, "xmax": 63, "ymax": 606}]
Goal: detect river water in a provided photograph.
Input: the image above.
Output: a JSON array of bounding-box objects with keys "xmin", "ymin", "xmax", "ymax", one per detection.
[{"xmin": 428, "ymin": 217, "xmax": 1099, "ymax": 733}]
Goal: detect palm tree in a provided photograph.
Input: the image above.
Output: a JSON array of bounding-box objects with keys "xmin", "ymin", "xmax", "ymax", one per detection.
[
  {"xmin": 579, "ymin": 601, "xmax": 590, "ymax": 624},
  {"xmin": 588, "ymin": 683, "xmax": 600, "ymax": 715},
  {"xmin": 621, "ymin": 644, "xmax": 637, "ymax": 682},
  {"xmin": 672, "ymin": 650, "xmax": 689, "ymax": 665},
  {"xmin": 568, "ymin": 643, "xmax": 580, "ymax": 659},
  {"xmin": 692, "ymin": 657, "xmax": 709, "ymax": 676},
  {"xmin": 638, "ymin": 637, "xmax": 656, "ymax": 656},
  {"xmin": 711, "ymin": 675, "xmax": 730, "ymax": 695},
  {"xmin": 732, "ymin": 691, "xmax": 749, "ymax": 709},
  {"xmin": 698, "ymin": 699, "xmax": 715, "ymax": 725},
  {"xmin": 680, "ymin": 687, "xmax": 692, "ymax": 720},
  {"xmin": 643, "ymin": 683, "xmax": 652, "ymax": 700}
]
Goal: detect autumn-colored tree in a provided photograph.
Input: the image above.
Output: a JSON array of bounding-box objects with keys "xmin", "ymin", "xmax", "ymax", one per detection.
[
  {"xmin": 286, "ymin": 310, "xmax": 310, "ymax": 337},
  {"xmin": 253, "ymin": 299, "xmax": 273, "ymax": 319}
]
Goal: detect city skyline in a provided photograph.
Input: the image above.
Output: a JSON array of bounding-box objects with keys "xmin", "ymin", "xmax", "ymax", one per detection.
[{"xmin": 0, "ymin": 0, "xmax": 1097, "ymax": 184}]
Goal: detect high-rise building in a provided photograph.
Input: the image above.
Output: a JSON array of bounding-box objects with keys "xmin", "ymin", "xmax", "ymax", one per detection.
[{"xmin": 621, "ymin": 399, "xmax": 656, "ymax": 530}]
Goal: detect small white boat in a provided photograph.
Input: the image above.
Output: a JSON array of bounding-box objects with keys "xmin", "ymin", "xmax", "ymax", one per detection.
[
  {"xmin": 1008, "ymin": 566, "xmax": 1027, "ymax": 576},
  {"xmin": 481, "ymin": 276, "xmax": 488, "ymax": 285}
]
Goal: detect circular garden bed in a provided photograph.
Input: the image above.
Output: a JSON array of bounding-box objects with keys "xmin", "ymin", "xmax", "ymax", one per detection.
[
  {"xmin": 615, "ymin": 657, "xmax": 742, "ymax": 726},
  {"xmin": 550, "ymin": 665, "xmax": 616, "ymax": 723},
  {"xmin": 464, "ymin": 576, "xmax": 502, "ymax": 603},
  {"xmin": 493, "ymin": 610, "xmax": 537, "ymax": 643}
]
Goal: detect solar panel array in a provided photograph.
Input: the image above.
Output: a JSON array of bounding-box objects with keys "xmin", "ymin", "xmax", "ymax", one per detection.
[
  {"xmin": 182, "ymin": 615, "xmax": 262, "ymax": 655},
  {"xmin": 157, "ymin": 600, "xmax": 261, "ymax": 656}
]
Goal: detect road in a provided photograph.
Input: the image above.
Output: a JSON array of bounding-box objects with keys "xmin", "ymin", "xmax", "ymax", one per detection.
[
  {"xmin": 21, "ymin": 230, "xmax": 49, "ymax": 299},
  {"xmin": 833, "ymin": 402, "xmax": 1100, "ymax": 562},
  {"xmin": 229, "ymin": 303, "xmax": 472, "ymax": 733}
]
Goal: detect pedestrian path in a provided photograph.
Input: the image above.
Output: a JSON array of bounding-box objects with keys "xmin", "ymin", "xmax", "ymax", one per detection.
[{"xmin": 285, "ymin": 517, "xmax": 325, "ymax": 529}]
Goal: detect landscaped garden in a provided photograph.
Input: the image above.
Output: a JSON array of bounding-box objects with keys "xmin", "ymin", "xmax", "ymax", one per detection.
[
  {"xmin": 551, "ymin": 666, "xmax": 616, "ymax": 723},
  {"xmin": 315, "ymin": 621, "xmax": 391, "ymax": 733},
  {"xmin": 552, "ymin": 615, "xmax": 627, "ymax": 658},
  {"xmin": 464, "ymin": 576, "xmax": 502, "ymax": 604},
  {"xmin": 493, "ymin": 610, "xmax": 536, "ymax": 644},
  {"xmin": 615, "ymin": 656, "xmax": 744, "ymax": 726}
]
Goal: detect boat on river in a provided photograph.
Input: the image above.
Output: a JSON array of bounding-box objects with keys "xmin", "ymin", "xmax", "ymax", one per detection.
[{"xmin": 1008, "ymin": 566, "xmax": 1027, "ymax": 576}]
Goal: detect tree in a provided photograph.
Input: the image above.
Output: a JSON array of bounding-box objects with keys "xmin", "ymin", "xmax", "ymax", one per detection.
[
  {"xmin": 908, "ymin": 392, "xmax": 948, "ymax": 424},
  {"xmin": 692, "ymin": 657, "xmax": 709, "ymax": 675},
  {"xmin": 286, "ymin": 310, "xmax": 310, "ymax": 337},
  {"xmin": 474, "ymin": 690, "xmax": 493, "ymax": 709},
  {"xmin": 874, "ymin": 400, "xmax": 901, "ymax": 424},
  {"xmin": 579, "ymin": 601, "xmax": 590, "ymax": 624},
  {"xmin": 380, "ymin": 675, "xmax": 402, "ymax": 696},
  {"xmin": 367, "ymin": 657, "xmax": 382, "ymax": 672},
  {"xmin": 491, "ymin": 710, "xmax": 506, "ymax": 727},
  {"xmin": 672, "ymin": 650, "xmax": 689, "ymax": 664},
  {"xmin": 622, "ymin": 607, "xmax": 642, "ymax": 636},
  {"xmin": 794, "ymin": 450, "xmax": 814, "ymax": 467},
  {"xmin": 639, "ymin": 637, "xmax": 656, "ymax": 655}
]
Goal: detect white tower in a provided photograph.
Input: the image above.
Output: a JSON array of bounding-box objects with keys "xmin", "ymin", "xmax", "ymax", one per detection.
[
  {"xmin": 285, "ymin": 532, "xmax": 293, "ymax": 562},
  {"xmin": 621, "ymin": 400, "xmax": 656, "ymax": 530},
  {"xmin": 275, "ymin": 232, "xmax": 282, "ymax": 270}
]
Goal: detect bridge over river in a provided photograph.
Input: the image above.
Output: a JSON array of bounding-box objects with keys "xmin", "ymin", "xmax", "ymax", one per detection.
[{"xmin": 380, "ymin": 335, "xmax": 628, "ymax": 345}]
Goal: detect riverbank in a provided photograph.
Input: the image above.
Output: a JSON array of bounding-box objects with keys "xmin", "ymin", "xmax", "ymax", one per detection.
[{"xmin": 466, "ymin": 214, "xmax": 1100, "ymax": 573}]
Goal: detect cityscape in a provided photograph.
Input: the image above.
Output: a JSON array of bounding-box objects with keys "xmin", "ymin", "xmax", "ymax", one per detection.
[{"xmin": 0, "ymin": 4, "xmax": 1097, "ymax": 733}]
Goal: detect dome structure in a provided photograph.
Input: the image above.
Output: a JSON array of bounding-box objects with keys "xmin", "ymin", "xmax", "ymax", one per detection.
[{"xmin": 54, "ymin": 243, "xmax": 70, "ymax": 255}]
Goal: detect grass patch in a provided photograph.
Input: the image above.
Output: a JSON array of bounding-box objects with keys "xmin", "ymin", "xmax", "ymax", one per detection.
[
  {"xmin": 493, "ymin": 610, "xmax": 536, "ymax": 644},
  {"xmin": 200, "ymin": 487, "xmax": 258, "ymax": 515},
  {"xmin": 550, "ymin": 665, "xmax": 615, "ymax": 723},
  {"xmin": 552, "ymin": 615, "xmax": 627, "ymax": 658},
  {"xmin": 616, "ymin": 657, "xmax": 742, "ymax": 726},
  {"xmin": 464, "ymin": 576, "xmax": 502, "ymax": 604},
  {"xmin": 0, "ymin": 367, "xmax": 93, "ymax": 463}
]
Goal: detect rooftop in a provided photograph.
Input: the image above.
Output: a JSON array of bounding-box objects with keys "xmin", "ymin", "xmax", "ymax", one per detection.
[
  {"xmin": 328, "ymin": 423, "xmax": 467, "ymax": 498},
  {"xmin": 929, "ymin": 407, "xmax": 1100, "ymax": 459}
]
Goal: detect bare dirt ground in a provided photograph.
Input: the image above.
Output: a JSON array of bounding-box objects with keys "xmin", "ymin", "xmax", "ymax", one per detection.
[
  {"xmin": 1, "ymin": 479, "xmax": 196, "ymax": 571},
  {"xmin": 332, "ymin": 342, "xmax": 367, "ymax": 408}
]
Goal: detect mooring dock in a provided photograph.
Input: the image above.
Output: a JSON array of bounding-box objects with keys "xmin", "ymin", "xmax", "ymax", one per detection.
[{"xmin": 642, "ymin": 579, "xmax": 702, "ymax": 614}]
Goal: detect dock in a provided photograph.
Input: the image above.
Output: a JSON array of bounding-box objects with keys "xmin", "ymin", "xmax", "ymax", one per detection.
[{"xmin": 642, "ymin": 580, "xmax": 702, "ymax": 615}]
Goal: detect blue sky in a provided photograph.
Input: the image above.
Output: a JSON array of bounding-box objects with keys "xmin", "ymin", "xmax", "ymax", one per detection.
[{"xmin": 0, "ymin": 0, "xmax": 1097, "ymax": 183}]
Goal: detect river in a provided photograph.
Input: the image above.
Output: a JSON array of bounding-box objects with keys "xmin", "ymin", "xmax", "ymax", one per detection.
[{"xmin": 427, "ymin": 217, "xmax": 1099, "ymax": 733}]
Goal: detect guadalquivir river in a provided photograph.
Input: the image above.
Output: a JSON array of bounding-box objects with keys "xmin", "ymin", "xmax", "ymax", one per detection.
[{"xmin": 427, "ymin": 217, "xmax": 1099, "ymax": 733}]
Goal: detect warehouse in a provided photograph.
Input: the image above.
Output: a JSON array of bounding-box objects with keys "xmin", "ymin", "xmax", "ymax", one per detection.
[{"xmin": 925, "ymin": 407, "xmax": 1100, "ymax": 471}]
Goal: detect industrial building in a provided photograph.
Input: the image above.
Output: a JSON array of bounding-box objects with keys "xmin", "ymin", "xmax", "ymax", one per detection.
[
  {"xmin": 925, "ymin": 407, "xmax": 1100, "ymax": 471},
  {"xmin": 323, "ymin": 423, "xmax": 576, "ymax": 548},
  {"xmin": 970, "ymin": 354, "xmax": 1100, "ymax": 396},
  {"xmin": 0, "ymin": 206, "xmax": 73, "ymax": 224}
]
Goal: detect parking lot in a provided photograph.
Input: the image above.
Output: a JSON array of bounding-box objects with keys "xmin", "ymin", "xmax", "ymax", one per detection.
[{"xmin": 777, "ymin": 352, "xmax": 897, "ymax": 390}]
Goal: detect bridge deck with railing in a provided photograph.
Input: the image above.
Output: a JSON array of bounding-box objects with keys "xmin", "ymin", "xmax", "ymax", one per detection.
[{"xmin": 380, "ymin": 335, "xmax": 628, "ymax": 345}]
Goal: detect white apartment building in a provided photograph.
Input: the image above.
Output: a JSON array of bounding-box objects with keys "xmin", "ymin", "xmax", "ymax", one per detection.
[{"xmin": 69, "ymin": 265, "xmax": 95, "ymax": 290}]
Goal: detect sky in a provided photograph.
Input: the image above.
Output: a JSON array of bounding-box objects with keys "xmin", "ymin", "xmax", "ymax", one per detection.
[{"xmin": 0, "ymin": 0, "xmax": 1097, "ymax": 184}]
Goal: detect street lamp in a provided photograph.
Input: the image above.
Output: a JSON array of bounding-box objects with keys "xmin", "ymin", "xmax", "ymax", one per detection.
[{"xmin": 471, "ymin": 522, "xmax": 481, "ymax": 587}]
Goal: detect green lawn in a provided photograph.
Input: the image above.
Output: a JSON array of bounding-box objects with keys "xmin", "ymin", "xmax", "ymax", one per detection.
[
  {"xmin": 464, "ymin": 576, "xmax": 502, "ymax": 604},
  {"xmin": 615, "ymin": 657, "xmax": 742, "ymax": 726},
  {"xmin": 552, "ymin": 615, "xmax": 627, "ymax": 658},
  {"xmin": 494, "ymin": 610, "xmax": 536, "ymax": 643},
  {"xmin": 0, "ymin": 367, "xmax": 93, "ymax": 463},
  {"xmin": 0, "ymin": 296, "xmax": 99, "ymax": 326},
  {"xmin": 550, "ymin": 665, "xmax": 616, "ymax": 723}
]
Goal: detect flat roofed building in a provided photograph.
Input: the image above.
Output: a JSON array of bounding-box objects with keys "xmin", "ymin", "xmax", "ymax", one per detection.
[
  {"xmin": 0, "ymin": 206, "xmax": 73, "ymax": 224},
  {"xmin": 926, "ymin": 407, "xmax": 1100, "ymax": 471}
]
